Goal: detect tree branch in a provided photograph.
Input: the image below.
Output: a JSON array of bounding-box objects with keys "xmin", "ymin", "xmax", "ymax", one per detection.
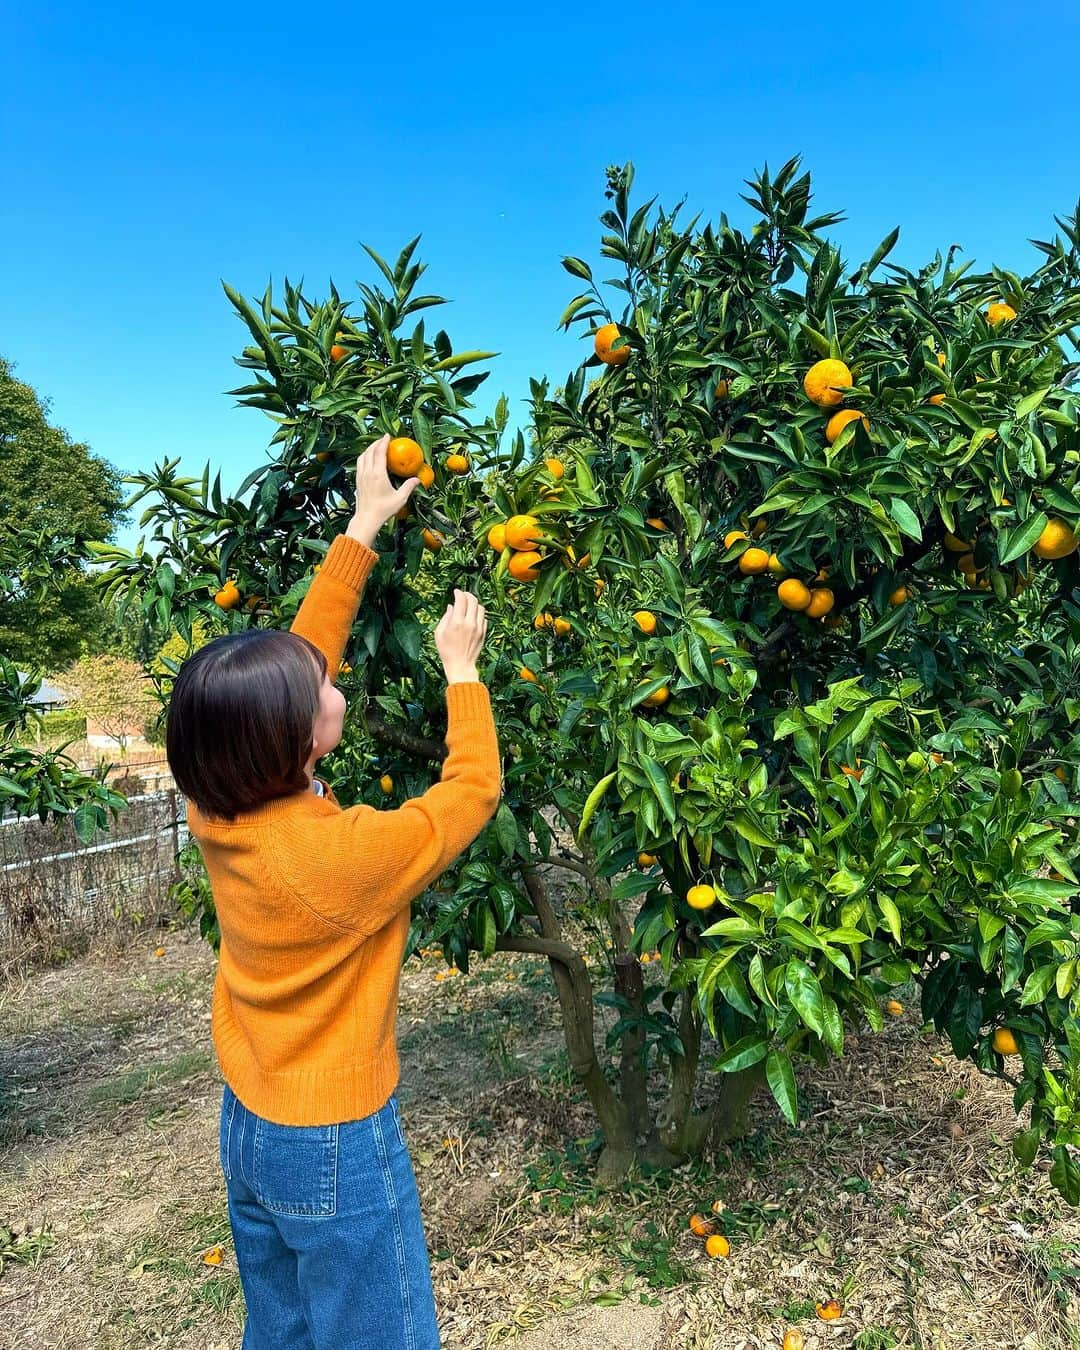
[{"xmin": 365, "ymin": 711, "xmax": 446, "ymax": 762}]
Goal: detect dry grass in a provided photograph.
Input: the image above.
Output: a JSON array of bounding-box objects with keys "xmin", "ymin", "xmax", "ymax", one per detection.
[{"xmin": 1, "ymin": 923, "xmax": 1079, "ymax": 1349}]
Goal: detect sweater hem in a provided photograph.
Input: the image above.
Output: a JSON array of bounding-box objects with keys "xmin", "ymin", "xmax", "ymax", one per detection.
[{"xmin": 214, "ymin": 1037, "xmax": 402, "ymax": 1126}]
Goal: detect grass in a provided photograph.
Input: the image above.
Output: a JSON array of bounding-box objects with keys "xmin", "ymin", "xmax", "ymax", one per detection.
[
  {"xmin": 2, "ymin": 925, "xmax": 1080, "ymax": 1349},
  {"xmin": 86, "ymin": 1050, "xmax": 213, "ymax": 1107}
]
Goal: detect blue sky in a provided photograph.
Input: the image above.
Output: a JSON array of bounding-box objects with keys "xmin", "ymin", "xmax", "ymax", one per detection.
[{"xmin": 3, "ymin": 2, "xmax": 1079, "ymax": 553}]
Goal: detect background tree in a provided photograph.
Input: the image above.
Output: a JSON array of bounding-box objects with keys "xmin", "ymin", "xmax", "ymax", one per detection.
[
  {"xmin": 58, "ymin": 653, "xmax": 158, "ymax": 757},
  {"xmin": 0, "ymin": 356, "xmax": 128, "ymax": 666},
  {"xmin": 0, "ymin": 522, "xmax": 126, "ymax": 837}
]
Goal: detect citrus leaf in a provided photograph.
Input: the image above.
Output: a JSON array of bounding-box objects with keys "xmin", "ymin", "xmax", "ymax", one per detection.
[
  {"xmin": 765, "ymin": 1050, "xmax": 798, "ymax": 1124},
  {"xmin": 712, "ymin": 1034, "xmax": 769, "ymax": 1073},
  {"xmin": 577, "ymin": 772, "xmax": 616, "ymax": 840},
  {"xmin": 785, "ymin": 959, "xmax": 825, "ymax": 1036}
]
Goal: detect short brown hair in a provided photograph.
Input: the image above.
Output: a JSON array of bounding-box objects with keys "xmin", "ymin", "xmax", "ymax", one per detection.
[{"xmin": 166, "ymin": 630, "xmax": 328, "ymax": 821}]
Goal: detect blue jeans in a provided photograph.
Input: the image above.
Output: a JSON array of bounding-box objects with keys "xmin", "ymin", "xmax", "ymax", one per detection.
[{"xmin": 219, "ymin": 1081, "xmax": 440, "ymax": 1349}]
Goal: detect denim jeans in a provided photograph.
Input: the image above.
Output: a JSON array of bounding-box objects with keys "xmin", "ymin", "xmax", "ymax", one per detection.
[{"xmin": 219, "ymin": 1081, "xmax": 441, "ymax": 1349}]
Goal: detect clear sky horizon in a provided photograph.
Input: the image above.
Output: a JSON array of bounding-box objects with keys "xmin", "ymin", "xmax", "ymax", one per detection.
[{"xmin": 4, "ymin": 2, "xmax": 1079, "ymax": 553}]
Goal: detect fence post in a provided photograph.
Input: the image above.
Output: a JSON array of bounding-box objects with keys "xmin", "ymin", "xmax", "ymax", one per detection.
[{"xmin": 168, "ymin": 787, "xmax": 182, "ymax": 886}]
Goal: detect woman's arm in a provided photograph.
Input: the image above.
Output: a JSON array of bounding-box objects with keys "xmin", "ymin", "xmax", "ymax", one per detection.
[
  {"xmin": 344, "ymin": 434, "xmax": 420, "ymax": 549},
  {"xmin": 289, "ymin": 435, "xmax": 419, "ymax": 673}
]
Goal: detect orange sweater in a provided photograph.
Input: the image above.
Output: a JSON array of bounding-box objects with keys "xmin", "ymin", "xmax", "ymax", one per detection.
[{"xmin": 185, "ymin": 534, "xmax": 502, "ymax": 1125}]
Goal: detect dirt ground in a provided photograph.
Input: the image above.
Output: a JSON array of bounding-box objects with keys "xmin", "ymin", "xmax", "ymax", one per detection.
[{"xmin": 1, "ymin": 924, "xmax": 1079, "ymax": 1350}]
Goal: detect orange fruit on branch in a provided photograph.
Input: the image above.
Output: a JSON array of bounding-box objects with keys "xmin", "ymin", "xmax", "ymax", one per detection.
[
  {"xmin": 487, "ymin": 522, "xmax": 508, "ymax": 552},
  {"xmin": 825, "ymin": 408, "xmax": 869, "ymax": 443},
  {"xmin": 519, "ymin": 667, "xmax": 540, "ymax": 684},
  {"xmin": 986, "ymin": 301, "xmax": 1017, "ymax": 325},
  {"xmin": 803, "ymin": 358, "xmax": 853, "ymax": 408},
  {"xmin": 637, "ymin": 852, "xmax": 657, "ymax": 867},
  {"xmin": 943, "ymin": 530, "xmax": 971, "ymax": 552},
  {"xmin": 992, "ymin": 1027, "xmax": 1019, "ymax": 1055},
  {"xmin": 533, "ymin": 612, "xmax": 554, "ymax": 630},
  {"xmin": 766, "ymin": 553, "xmax": 787, "ymax": 577},
  {"xmin": 928, "ymin": 392, "xmax": 946, "ymax": 406},
  {"xmin": 805, "ymin": 587, "xmax": 835, "ymax": 618},
  {"xmin": 544, "ymin": 457, "xmax": 565, "ymax": 479},
  {"xmin": 639, "ymin": 683, "xmax": 670, "ymax": 707},
  {"xmin": 724, "ymin": 529, "xmax": 748, "ymax": 550},
  {"xmin": 379, "ymin": 774, "xmax": 394, "ymax": 794},
  {"xmin": 387, "ymin": 436, "xmax": 425, "ymax": 477},
  {"xmin": 645, "ymin": 517, "xmax": 668, "ymax": 531},
  {"xmin": 508, "ymin": 550, "xmax": 543, "ymax": 582},
  {"xmin": 738, "ymin": 547, "xmax": 770, "ymax": 575},
  {"xmin": 214, "ymin": 580, "xmax": 241, "ymax": 610},
  {"xmin": 552, "ymin": 617, "xmax": 572, "ymax": 636},
  {"xmin": 686, "ymin": 884, "xmax": 716, "ymax": 911},
  {"xmin": 889, "ymin": 586, "xmax": 910, "ymax": 606},
  {"xmin": 632, "ymin": 610, "xmax": 658, "ymax": 634},
  {"xmin": 777, "ymin": 578, "xmax": 812, "ymax": 611},
  {"xmin": 417, "ymin": 463, "xmax": 435, "ymax": 488},
  {"xmin": 714, "ymin": 378, "xmax": 730, "ymax": 400},
  {"xmin": 594, "ymin": 321, "xmax": 630, "ymax": 366},
  {"xmin": 445, "ymin": 452, "xmax": 469, "ymax": 474},
  {"xmin": 505, "ymin": 514, "xmax": 542, "ymax": 550},
  {"xmin": 421, "ymin": 528, "xmax": 445, "ymax": 552},
  {"xmin": 330, "ymin": 334, "xmax": 347, "ymax": 361},
  {"xmin": 1033, "ymin": 518, "xmax": 1078, "ymax": 560}
]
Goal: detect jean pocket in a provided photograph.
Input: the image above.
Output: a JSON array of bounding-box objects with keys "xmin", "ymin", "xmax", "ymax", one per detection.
[
  {"xmin": 219, "ymin": 1087, "xmax": 236, "ymax": 1182},
  {"xmin": 252, "ymin": 1118, "xmax": 338, "ymax": 1217},
  {"xmin": 388, "ymin": 1095, "xmax": 408, "ymax": 1151}
]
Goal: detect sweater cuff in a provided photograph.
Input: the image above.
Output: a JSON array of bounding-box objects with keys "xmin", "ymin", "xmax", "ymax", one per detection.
[
  {"xmin": 445, "ymin": 681, "xmax": 493, "ymax": 722},
  {"xmin": 322, "ymin": 534, "xmax": 379, "ymax": 591}
]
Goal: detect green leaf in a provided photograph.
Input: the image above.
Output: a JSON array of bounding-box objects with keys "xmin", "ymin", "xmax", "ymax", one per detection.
[
  {"xmin": 785, "ymin": 959, "xmax": 825, "ymax": 1037},
  {"xmin": 765, "ymin": 1050, "xmax": 798, "ymax": 1124},
  {"xmin": 561, "ymin": 256, "xmax": 593, "ymax": 281},
  {"xmin": 1012, "ymin": 1126, "xmax": 1040, "ymax": 1169},
  {"xmin": 1019, "ymin": 962, "xmax": 1058, "ymax": 1007},
  {"xmin": 577, "ymin": 772, "xmax": 616, "ymax": 840},
  {"xmin": 1015, "ymin": 386, "xmax": 1050, "ymax": 418},
  {"xmin": 730, "ymin": 813, "xmax": 776, "ymax": 848},
  {"xmin": 999, "ymin": 512, "xmax": 1050, "ymax": 564},
  {"xmin": 888, "ymin": 497, "xmax": 922, "ymax": 541},
  {"xmin": 494, "ymin": 802, "xmax": 518, "ymax": 859},
  {"xmin": 712, "ymin": 1034, "xmax": 769, "ymax": 1073},
  {"xmin": 877, "ymin": 895, "xmax": 902, "ymax": 943},
  {"xmin": 430, "ymin": 350, "xmax": 497, "ymax": 372},
  {"xmin": 1050, "ymin": 1146, "xmax": 1080, "ymax": 1205},
  {"xmin": 820, "ymin": 996, "xmax": 844, "ymax": 1055},
  {"xmin": 640, "ymin": 756, "xmax": 677, "ymax": 825},
  {"xmin": 947, "ymin": 984, "xmax": 983, "ymax": 1058}
]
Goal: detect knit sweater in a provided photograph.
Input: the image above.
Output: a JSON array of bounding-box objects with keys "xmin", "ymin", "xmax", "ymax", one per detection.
[{"xmin": 185, "ymin": 533, "xmax": 502, "ymax": 1125}]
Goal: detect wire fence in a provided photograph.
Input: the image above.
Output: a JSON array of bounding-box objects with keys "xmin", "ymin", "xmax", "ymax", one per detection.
[{"xmin": 0, "ymin": 789, "xmax": 190, "ymax": 976}]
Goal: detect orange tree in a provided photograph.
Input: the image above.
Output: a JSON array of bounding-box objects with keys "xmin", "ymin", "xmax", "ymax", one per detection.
[{"xmin": 91, "ymin": 164, "xmax": 1080, "ymax": 1195}]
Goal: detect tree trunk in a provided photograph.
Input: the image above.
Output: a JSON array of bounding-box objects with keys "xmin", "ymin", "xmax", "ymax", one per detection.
[{"xmin": 497, "ymin": 865, "xmax": 637, "ymax": 1179}]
